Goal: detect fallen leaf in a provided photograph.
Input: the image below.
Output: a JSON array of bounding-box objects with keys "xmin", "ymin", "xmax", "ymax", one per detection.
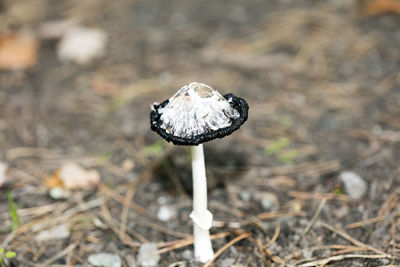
[
  {"xmin": 43, "ymin": 169, "xmax": 63, "ymax": 188},
  {"xmin": 43, "ymin": 162, "xmax": 100, "ymax": 190},
  {"xmin": 363, "ymin": 0, "xmax": 400, "ymax": 16},
  {"xmin": 57, "ymin": 25, "xmax": 107, "ymax": 65},
  {"xmin": 60, "ymin": 162, "xmax": 100, "ymax": 190},
  {"xmin": 0, "ymin": 30, "xmax": 38, "ymax": 70}
]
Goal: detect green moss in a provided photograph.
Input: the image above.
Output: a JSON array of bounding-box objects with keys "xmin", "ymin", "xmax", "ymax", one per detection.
[
  {"xmin": 145, "ymin": 140, "xmax": 165, "ymax": 156},
  {"xmin": 278, "ymin": 149, "xmax": 298, "ymax": 163},
  {"xmin": 265, "ymin": 137, "xmax": 289, "ymax": 155},
  {"xmin": 6, "ymin": 191, "xmax": 19, "ymax": 232}
]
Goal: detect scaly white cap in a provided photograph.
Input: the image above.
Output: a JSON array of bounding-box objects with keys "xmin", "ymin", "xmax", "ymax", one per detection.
[{"xmin": 150, "ymin": 82, "xmax": 248, "ymax": 146}]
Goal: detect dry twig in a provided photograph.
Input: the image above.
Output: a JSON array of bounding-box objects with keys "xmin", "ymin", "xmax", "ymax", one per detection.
[
  {"xmin": 289, "ymin": 191, "xmax": 350, "ymax": 202},
  {"xmin": 346, "ymin": 216, "xmax": 386, "ymax": 229},
  {"xmin": 155, "ymin": 232, "xmax": 232, "ymax": 254},
  {"xmin": 304, "ymin": 198, "xmax": 327, "ymax": 235},
  {"xmin": 42, "ymin": 244, "xmax": 77, "ymax": 266},
  {"xmin": 299, "ymin": 254, "xmax": 392, "ymax": 267},
  {"xmin": 120, "ymin": 187, "xmax": 136, "ymax": 235},
  {"xmin": 265, "ymin": 222, "xmax": 281, "ymax": 248},
  {"xmin": 100, "ymin": 202, "xmax": 144, "ymax": 248},
  {"xmin": 203, "ymin": 232, "xmax": 251, "ymax": 267},
  {"xmin": 257, "ymin": 210, "xmax": 306, "ymax": 220},
  {"xmin": 321, "ymin": 222, "xmax": 391, "ymax": 257}
]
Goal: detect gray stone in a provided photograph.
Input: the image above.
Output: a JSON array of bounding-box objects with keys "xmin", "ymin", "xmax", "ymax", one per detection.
[
  {"xmin": 239, "ymin": 190, "xmax": 251, "ymax": 201},
  {"xmin": 88, "ymin": 253, "xmax": 122, "ymax": 267},
  {"xmin": 137, "ymin": 243, "xmax": 160, "ymax": 267},
  {"xmin": 333, "ymin": 205, "xmax": 349, "ymax": 218},
  {"xmin": 339, "ymin": 172, "xmax": 367, "ymax": 199},
  {"xmin": 156, "ymin": 205, "xmax": 176, "ymax": 222},
  {"xmin": 49, "ymin": 186, "xmax": 72, "ymax": 200},
  {"xmin": 302, "ymin": 249, "xmax": 312, "ymax": 259},
  {"xmin": 181, "ymin": 249, "xmax": 193, "ymax": 260},
  {"xmin": 256, "ymin": 192, "xmax": 279, "ymax": 211}
]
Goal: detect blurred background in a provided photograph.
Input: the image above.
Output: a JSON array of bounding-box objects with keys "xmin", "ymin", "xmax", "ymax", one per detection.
[{"xmin": 0, "ymin": 0, "xmax": 399, "ymax": 266}]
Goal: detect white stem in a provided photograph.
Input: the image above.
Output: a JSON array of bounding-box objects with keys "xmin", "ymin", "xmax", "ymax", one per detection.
[{"xmin": 190, "ymin": 144, "xmax": 214, "ymax": 262}]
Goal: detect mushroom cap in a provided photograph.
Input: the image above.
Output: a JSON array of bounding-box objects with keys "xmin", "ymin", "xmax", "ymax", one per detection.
[{"xmin": 150, "ymin": 82, "xmax": 248, "ymax": 146}]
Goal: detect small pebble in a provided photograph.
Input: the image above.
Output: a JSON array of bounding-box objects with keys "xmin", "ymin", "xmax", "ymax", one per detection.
[
  {"xmin": 229, "ymin": 245, "xmax": 238, "ymax": 255},
  {"xmin": 137, "ymin": 243, "xmax": 160, "ymax": 267},
  {"xmin": 49, "ymin": 186, "xmax": 72, "ymax": 200},
  {"xmin": 299, "ymin": 218, "xmax": 309, "ymax": 227},
  {"xmin": 181, "ymin": 249, "xmax": 193, "ymax": 260},
  {"xmin": 122, "ymin": 159, "xmax": 135, "ymax": 172},
  {"xmin": 239, "ymin": 190, "xmax": 251, "ymax": 201},
  {"xmin": 156, "ymin": 205, "xmax": 176, "ymax": 222},
  {"xmin": 292, "ymin": 234, "xmax": 300, "ymax": 242},
  {"xmin": 88, "ymin": 253, "xmax": 121, "ymax": 267},
  {"xmin": 256, "ymin": 192, "xmax": 279, "ymax": 211},
  {"xmin": 379, "ymin": 258, "xmax": 390, "ymax": 265},
  {"xmin": 268, "ymin": 242, "xmax": 283, "ymax": 254},
  {"xmin": 372, "ymin": 125, "xmax": 383, "ymax": 136},
  {"xmin": 333, "ymin": 205, "xmax": 349, "ymax": 218},
  {"xmin": 303, "ymin": 249, "xmax": 312, "ymax": 259},
  {"xmin": 339, "ymin": 171, "xmax": 367, "ymax": 199},
  {"xmin": 93, "ymin": 217, "xmax": 106, "ymax": 229},
  {"xmin": 58, "ymin": 25, "xmax": 108, "ymax": 65},
  {"xmin": 35, "ymin": 224, "xmax": 70, "ymax": 242}
]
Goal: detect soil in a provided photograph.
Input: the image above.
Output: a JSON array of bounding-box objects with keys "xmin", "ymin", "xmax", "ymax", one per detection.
[{"xmin": 0, "ymin": 0, "xmax": 399, "ymax": 266}]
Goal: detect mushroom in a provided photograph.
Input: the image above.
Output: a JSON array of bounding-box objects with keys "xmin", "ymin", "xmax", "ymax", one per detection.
[{"xmin": 150, "ymin": 82, "xmax": 248, "ymax": 262}]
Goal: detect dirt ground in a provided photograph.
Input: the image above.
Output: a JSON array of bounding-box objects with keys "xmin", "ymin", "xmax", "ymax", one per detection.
[{"xmin": 0, "ymin": 0, "xmax": 399, "ymax": 266}]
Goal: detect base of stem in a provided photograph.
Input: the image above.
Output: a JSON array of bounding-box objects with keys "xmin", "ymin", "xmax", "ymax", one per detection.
[{"xmin": 193, "ymin": 224, "xmax": 214, "ymax": 263}]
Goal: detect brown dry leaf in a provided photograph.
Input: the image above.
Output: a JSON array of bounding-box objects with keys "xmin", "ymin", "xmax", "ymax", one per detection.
[
  {"xmin": 0, "ymin": 30, "xmax": 38, "ymax": 70},
  {"xmin": 60, "ymin": 162, "xmax": 100, "ymax": 189},
  {"xmin": 363, "ymin": 0, "xmax": 400, "ymax": 16},
  {"xmin": 43, "ymin": 162, "xmax": 100, "ymax": 190},
  {"xmin": 43, "ymin": 169, "xmax": 63, "ymax": 188}
]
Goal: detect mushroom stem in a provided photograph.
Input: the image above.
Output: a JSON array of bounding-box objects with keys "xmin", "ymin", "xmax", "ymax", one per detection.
[{"xmin": 190, "ymin": 144, "xmax": 214, "ymax": 262}]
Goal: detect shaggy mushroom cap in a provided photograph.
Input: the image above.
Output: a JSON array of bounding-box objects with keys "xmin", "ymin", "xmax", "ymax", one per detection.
[{"xmin": 150, "ymin": 82, "xmax": 248, "ymax": 146}]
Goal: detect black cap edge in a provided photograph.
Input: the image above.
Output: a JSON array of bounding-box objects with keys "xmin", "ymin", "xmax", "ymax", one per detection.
[{"xmin": 150, "ymin": 94, "xmax": 249, "ymax": 146}]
